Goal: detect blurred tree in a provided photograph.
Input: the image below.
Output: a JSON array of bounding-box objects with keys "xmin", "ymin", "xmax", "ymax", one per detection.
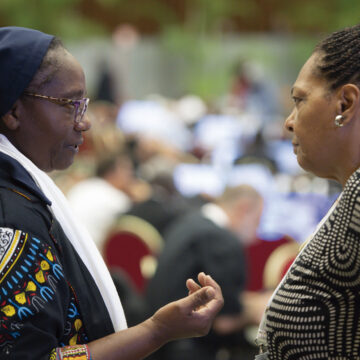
[
  {"xmin": 0, "ymin": 0, "xmax": 107, "ymax": 39},
  {"xmin": 273, "ymin": 0, "xmax": 357, "ymax": 33},
  {"xmin": 1, "ymin": 0, "xmax": 360, "ymax": 37},
  {"xmin": 1, "ymin": 0, "xmax": 360, "ymax": 101},
  {"xmin": 78, "ymin": 0, "xmax": 178, "ymax": 34}
]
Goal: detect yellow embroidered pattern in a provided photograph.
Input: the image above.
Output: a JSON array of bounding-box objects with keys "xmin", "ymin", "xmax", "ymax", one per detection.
[{"xmin": 55, "ymin": 345, "xmax": 91, "ymax": 360}]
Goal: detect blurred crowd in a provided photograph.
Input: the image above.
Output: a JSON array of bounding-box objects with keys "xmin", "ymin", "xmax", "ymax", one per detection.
[
  {"xmin": 50, "ymin": 57, "xmax": 340, "ymax": 360},
  {"xmin": 54, "ymin": 57, "xmax": 340, "ymax": 245}
]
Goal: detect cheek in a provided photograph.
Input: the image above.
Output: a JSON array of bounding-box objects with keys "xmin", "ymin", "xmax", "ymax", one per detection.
[
  {"xmin": 48, "ymin": 126, "xmax": 73, "ymax": 158},
  {"xmin": 45, "ymin": 133, "xmax": 66, "ymax": 157},
  {"xmin": 294, "ymin": 112, "xmax": 318, "ymax": 146}
]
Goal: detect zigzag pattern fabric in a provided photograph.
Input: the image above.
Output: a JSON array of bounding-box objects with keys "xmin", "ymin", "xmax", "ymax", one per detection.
[{"xmin": 266, "ymin": 169, "xmax": 360, "ymax": 359}]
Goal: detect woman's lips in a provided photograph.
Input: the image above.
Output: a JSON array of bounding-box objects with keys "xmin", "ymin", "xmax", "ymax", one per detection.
[{"xmin": 66, "ymin": 144, "xmax": 80, "ymax": 153}]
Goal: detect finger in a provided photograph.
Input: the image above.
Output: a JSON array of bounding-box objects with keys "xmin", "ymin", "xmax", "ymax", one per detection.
[
  {"xmin": 186, "ymin": 278, "xmax": 201, "ymax": 294},
  {"xmin": 197, "ymin": 272, "xmax": 204, "ymax": 285},
  {"xmin": 183, "ymin": 286, "xmax": 215, "ymax": 311},
  {"xmin": 197, "ymin": 274, "xmax": 224, "ymax": 311},
  {"xmin": 199, "ymin": 273, "xmax": 221, "ymax": 292}
]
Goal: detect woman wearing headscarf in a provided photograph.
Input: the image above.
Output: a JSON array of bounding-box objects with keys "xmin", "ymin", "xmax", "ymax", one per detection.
[
  {"xmin": 255, "ymin": 24, "xmax": 360, "ymax": 360},
  {"xmin": 0, "ymin": 27, "xmax": 223, "ymax": 360}
]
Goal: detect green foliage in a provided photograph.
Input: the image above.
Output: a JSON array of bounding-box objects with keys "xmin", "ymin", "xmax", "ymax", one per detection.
[
  {"xmin": 332, "ymin": 0, "xmax": 360, "ymax": 30},
  {"xmin": 182, "ymin": 0, "xmax": 259, "ymax": 34},
  {"xmin": 1, "ymin": 0, "xmax": 359, "ymax": 100},
  {"xmin": 156, "ymin": 0, "xmax": 260, "ymax": 100},
  {"xmin": 276, "ymin": 0, "xmax": 334, "ymax": 31},
  {"xmin": 95, "ymin": 0, "xmax": 123, "ymax": 6},
  {"xmin": 275, "ymin": 0, "xmax": 360, "ymax": 33},
  {"xmin": 0, "ymin": 0, "xmax": 107, "ymax": 40},
  {"xmin": 160, "ymin": 27, "xmax": 235, "ymax": 100},
  {"xmin": 93, "ymin": 0, "xmax": 178, "ymax": 28},
  {"xmin": 1, "ymin": 0, "xmax": 359, "ymax": 39}
]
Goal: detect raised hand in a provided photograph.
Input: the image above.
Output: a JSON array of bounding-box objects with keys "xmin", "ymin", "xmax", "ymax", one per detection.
[
  {"xmin": 88, "ymin": 273, "xmax": 223, "ymax": 360},
  {"xmin": 150, "ymin": 272, "xmax": 224, "ymax": 342}
]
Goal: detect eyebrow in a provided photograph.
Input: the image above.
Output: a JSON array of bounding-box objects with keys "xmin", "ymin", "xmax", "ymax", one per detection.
[{"xmin": 61, "ymin": 89, "xmax": 87, "ymax": 99}]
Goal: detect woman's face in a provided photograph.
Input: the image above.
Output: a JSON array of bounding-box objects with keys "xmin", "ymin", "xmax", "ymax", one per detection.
[
  {"xmin": 284, "ymin": 53, "xmax": 342, "ymax": 179},
  {"xmin": 14, "ymin": 50, "xmax": 91, "ymax": 172}
]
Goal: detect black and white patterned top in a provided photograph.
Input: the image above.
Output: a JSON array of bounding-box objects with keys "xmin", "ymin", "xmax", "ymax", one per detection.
[{"xmin": 266, "ymin": 168, "xmax": 360, "ymax": 360}]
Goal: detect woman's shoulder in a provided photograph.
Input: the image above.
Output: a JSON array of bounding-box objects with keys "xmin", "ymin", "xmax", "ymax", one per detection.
[
  {"xmin": 0, "ymin": 185, "xmax": 52, "ymax": 237},
  {"xmin": 345, "ymin": 168, "xmax": 360, "ymax": 190}
]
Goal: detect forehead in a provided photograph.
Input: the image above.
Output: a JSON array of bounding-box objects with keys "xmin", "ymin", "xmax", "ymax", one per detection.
[
  {"xmin": 45, "ymin": 50, "xmax": 86, "ymax": 98},
  {"xmin": 292, "ymin": 53, "xmax": 327, "ymax": 95}
]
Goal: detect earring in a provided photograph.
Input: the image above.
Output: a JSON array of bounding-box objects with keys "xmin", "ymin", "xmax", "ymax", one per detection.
[{"xmin": 335, "ymin": 114, "xmax": 344, "ymax": 127}]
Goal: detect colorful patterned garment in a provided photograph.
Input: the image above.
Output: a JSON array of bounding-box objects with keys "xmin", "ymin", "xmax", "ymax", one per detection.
[
  {"xmin": 0, "ymin": 228, "xmax": 89, "ymax": 358},
  {"xmin": 265, "ymin": 168, "xmax": 360, "ymax": 359},
  {"xmin": 50, "ymin": 345, "xmax": 91, "ymax": 360},
  {"xmin": 0, "ymin": 152, "xmax": 114, "ymax": 359}
]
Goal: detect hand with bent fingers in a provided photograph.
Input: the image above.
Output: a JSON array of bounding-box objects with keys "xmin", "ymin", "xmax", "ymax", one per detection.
[
  {"xmin": 150, "ymin": 272, "xmax": 224, "ymax": 342},
  {"xmin": 88, "ymin": 272, "xmax": 223, "ymax": 360}
]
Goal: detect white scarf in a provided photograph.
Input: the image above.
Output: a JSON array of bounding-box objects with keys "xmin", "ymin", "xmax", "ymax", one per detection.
[{"xmin": 0, "ymin": 134, "xmax": 127, "ymax": 332}]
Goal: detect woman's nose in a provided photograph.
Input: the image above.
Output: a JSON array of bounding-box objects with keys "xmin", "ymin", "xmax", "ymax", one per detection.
[
  {"xmin": 284, "ymin": 109, "xmax": 295, "ymax": 133},
  {"xmin": 75, "ymin": 113, "xmax": 91, "ymax": 132}
]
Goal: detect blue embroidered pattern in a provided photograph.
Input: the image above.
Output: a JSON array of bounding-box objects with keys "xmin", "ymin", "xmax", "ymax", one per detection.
[{"xmin": 0, "ymin": 229, "xmax": 87, "ymax": 357}]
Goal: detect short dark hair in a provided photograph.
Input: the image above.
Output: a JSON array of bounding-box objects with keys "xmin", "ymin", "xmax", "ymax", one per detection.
[
  {"xmin": 315, "ymin": 24, "xmax": 360, "ymax": 90},
  {"xmin": 25, "ymin": 37, "xmax": 65, "ymax": 92}
]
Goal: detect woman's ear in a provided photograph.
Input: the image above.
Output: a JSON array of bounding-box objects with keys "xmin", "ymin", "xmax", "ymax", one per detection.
[
  {"xmin": 337, "ymin": 84, "xmax": 360, "ymax": 125},
  {"xmin": 1, "ymin": 102, "xmax": 20, "ymax": 130}
]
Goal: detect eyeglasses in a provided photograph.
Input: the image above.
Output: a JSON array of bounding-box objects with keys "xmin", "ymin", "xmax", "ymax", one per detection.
[{"xmin": 23, "ymin": 91, "xmax": 90, "ymax": 124}]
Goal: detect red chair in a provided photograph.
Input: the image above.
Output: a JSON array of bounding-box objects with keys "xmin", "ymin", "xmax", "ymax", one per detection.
[
  {"xmin": 103, "ymin": 215, "xmax": 163, "ymax": 293},
  {"xmin": 245, "ymin": 236, "xmax": 299, "ymax": 291},
  {"xmin": 262, "ymin": 241, "xmax": 299, "ymax": 289}
]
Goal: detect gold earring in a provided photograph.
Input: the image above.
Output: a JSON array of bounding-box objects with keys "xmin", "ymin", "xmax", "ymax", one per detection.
[{"xmin": 334, "ymin": 115, "xmax": 344, "ymax": 127}]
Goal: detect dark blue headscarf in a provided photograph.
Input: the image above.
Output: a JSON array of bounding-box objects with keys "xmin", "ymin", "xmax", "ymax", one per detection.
[{"xmin": 0, "ymin": 26, "xmax": 54, "ymax": 117}]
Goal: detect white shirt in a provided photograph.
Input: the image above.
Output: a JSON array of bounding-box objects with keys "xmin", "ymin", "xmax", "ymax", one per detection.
[
  {"xmin": 67, "ymin": 178, "xmax": 131, "ymax": 250},
  {"xmin": 201, "ymin": 202, "xmax": 230, "ymax": 228}
]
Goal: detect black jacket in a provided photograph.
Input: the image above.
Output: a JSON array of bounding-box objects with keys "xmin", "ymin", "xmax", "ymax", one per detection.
[{"xmin": 0, "ymin": 152, "xmax": 113, "ymax": 359}]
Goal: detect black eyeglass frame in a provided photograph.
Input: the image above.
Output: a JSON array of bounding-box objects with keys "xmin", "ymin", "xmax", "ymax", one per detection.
[{"xmin": 23, "ymin": 91, "xmax": 90, "ymax": 124}]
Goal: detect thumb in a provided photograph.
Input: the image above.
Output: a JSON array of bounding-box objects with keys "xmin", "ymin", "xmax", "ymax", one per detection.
[{"xmin": 185, "ymin": 286, "xmax": 215, "ymax": 310}]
